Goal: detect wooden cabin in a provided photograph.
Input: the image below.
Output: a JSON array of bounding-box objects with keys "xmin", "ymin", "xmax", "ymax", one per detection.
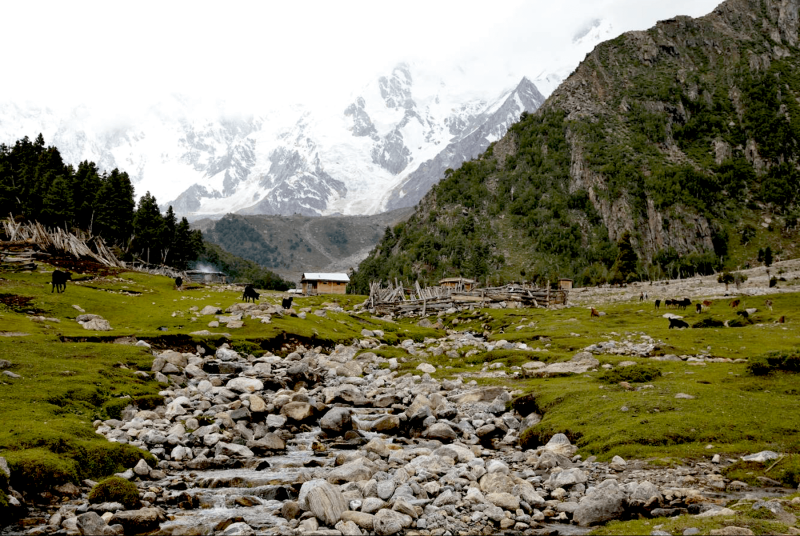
[
  {"xmin": 438, "ymin": 277, "xmax": 477, "ymax": 291},
  {"xmin": 559, "ymin": 278, "xmax": 574, "ymax": 290},
  {"xmin": 301, "ymin": 273, "xmax": 349, "ymax": 295},
  {"xmin": 185, "ymin": 270, "xmax": 227, "ymax": 284}
]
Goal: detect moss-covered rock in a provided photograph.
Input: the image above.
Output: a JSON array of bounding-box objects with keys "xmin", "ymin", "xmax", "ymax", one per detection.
[{"xmin": 88, "ymin": 476, "xmax": 140, "ymax": 509}]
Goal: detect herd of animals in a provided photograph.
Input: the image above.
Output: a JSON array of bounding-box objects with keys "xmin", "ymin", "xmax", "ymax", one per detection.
[{"xmin": 48, "ymin": 270, "xmax": 785, "ymax": 327}]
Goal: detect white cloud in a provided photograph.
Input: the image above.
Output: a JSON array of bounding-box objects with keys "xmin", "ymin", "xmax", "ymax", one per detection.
[{"xmin": 2, "ymin": 0, "xmax": 722, "ymax": 115}]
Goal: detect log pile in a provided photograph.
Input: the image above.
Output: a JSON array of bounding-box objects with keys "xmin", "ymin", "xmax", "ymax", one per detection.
[
  {"xmin": 1, "ymin": 218, "xmax": 186, "ymax": 280},
  {"xmin": 364, "ymin": 280, "xmax": 568, "ymax": 317}
]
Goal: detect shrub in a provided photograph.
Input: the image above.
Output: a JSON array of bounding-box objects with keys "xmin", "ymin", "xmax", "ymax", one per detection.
[
  {"xmin": 88, "ymin": 476, "xmax": 141, "ymax": 509},
  {"xmin": 5, "ymin": 448, "xmax": 79, "ymax": 493},
  {"xmin": 599, "ymin": 365, "xmax": 661, "ymax": 384},
  {"xmin": 692, "ymin": 318, "xmax": 725, "ymax": 328},
  {"xmin": 231, "ymin": 340, "xmax": 262, "ymax": 356}
]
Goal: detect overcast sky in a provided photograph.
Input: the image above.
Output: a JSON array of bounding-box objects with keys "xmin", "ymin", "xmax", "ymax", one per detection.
[{"xmin": 2, "ymin": 0, "xmax": 722, "ymax": 116}]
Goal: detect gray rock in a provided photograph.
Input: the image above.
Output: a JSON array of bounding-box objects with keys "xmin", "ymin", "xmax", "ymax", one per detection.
[
  {"xmin": 320, "ymin": 407, "xmax": 352, "ymax": 436},
  {"xmin": 221, "ymin": 522, "xmax": 255, "ymax": 535},
  {"xmin": 328, "ymin": 458, "xmax": 377, "ymax": 484},
  {"xmin": 547, "ymin": 468, "xmax": 588, "ymax": 489},
  {"xmin": 281, "ymin": 401, "xmax": 314, "ymax": 422},
  {"xmin": 540, "ymin": 433, "xmax": 577, "ymax": 457},
  {"xmin": 573, "ymin": 479, "xmax": 626, "ymax": 526},
  {"xmin": 298, "ymin": 479, "xmax": 348, "ymax": 526},
  {"xmin": 82, "ymin": 318, "xmax": 112, "ymax": 331},
  {"xmin": 215, "ymin": 442, "xmax": 254, "ymax": 458},
  {"xmin": 373, "ymin": 509, "xmax": 413, "ymax": 536},
  {"xmin": 110, "ymin": 508, "xmax": 166, "ymax": 533},
  {"xmin": 425, "ymin": 422, "xmax": 457, "ymax": 441},
  {"xmin": 742, "ymin": 451, "xmax": 780, "ymax": 462},
  {"xmin": 76, "ymin": 512, "xmax": 107, "ymax": 535},
  {"xmin": 199, "ymin": 306, "xmax": 221, "ymax": 315},
  {"xmin": 226, "ymin": 377, "xmax": 263, "ymax": 393},
  {"xmin": 377, "ymin": 479, "xmax": 396, "ymax": 500},
  {"xmin": 133, "ymin": 459, "xmax": 151, "ymax": 477}
]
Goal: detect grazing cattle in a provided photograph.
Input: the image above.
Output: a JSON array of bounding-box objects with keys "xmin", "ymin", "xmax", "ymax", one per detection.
[
  {"xmin": 282, "ymin": 296, "xmax": 293, "ymax": 310},
  {"xmin": 765, "ymin": 299, "xmax": 773, "ymax": 311},
  {"xmin": 242, "ymin": 284, "xmax": 259, "ymax": 303},
  {"xmin": 696, "ymin": 303, "xmax": 702, "ymax": 314},
  {"xmin": 730, "ymin": 299, "xmax": 741, "ymax": 308},
  {"xmin": 778, "ymin": 316, "xmax": 785, "ymax": 324},
  {"xmin": 654, "ymin": 299, "xmax": 661, "ymax": 310},
  {"xmin": 736, "ymin": 310, "xmax": 749, "ymax": 318},
  {"xmin": 702, "ymin": 300, "xmax": 713, "ymax": 308},
  {"xmin": 668, "ymin": 317, "xmax": 689, "ymax": 329},
  {"xmin": 590, "ymin": 307, "xmax": 599, "ymax": 317},
  {"xmin": 664, "ymin": 299, "xmax": 674, "ymax": 309},
  {"xmin": 51, "ymin": 270, "xmax": 71, "ymax": 293},
  {"xmin": 639, "ymin": 292, "xmax": 644, "ymax": 302},
  {"xmin": 677, "ymin": 298, "xmax": 691, "ymax": 310},
  {"xmin": 175, "ymin": 276, "xmax": 183, "ymax": 289}
]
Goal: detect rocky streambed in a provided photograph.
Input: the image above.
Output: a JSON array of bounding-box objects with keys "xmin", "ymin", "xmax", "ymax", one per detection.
[{"xmin": 4, "ymin": 331, "xmax": 798, "ymax": 536}]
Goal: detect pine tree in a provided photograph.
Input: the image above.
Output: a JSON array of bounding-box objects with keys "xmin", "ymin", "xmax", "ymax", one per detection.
[
  {"xmin": 764, "ymin": 246, "xmax": 773, "ymax": 267},
  {"xmin": 94, "ymin": 169, "xmax": 135, "ymax": 246},
  {"xmin": 41, "ymin": 174, "xmax": 75, "ymax": 228},
  {"xmin": 610, "ymin": 231, "xmax": 639, "ymax": 284},
  {"xmin": 132, "ymin": 192, "xmax": 166, "ymax": 264}
]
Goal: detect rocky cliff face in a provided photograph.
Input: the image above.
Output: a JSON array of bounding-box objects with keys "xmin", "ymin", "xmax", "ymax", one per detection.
[{"xmin": 352, "ymin": 0, "xmax": 800, "ymax": 288}]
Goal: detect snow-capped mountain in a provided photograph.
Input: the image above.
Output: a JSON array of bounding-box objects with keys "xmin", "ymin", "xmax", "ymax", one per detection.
[{"xmin": 0, "ymin": 23, "xmax": 613, "ymax": 219}]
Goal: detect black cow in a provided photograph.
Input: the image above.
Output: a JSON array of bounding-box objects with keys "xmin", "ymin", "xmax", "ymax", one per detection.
[
  {"xmin": 668, "ymin": 317, "xmax": 689, "ymax": 329},
  {"xmin": 175, "ymin": 276, "xmax": 183, "ymax": 289},
  {"xmin": 654, "ymin": 299, "xmax": 661, "ymax": 310},
  {"xmin": 677, "ymin": 298, "xmax": 691, "ymax": 310},
  {"xmin": 51, "ymin": 270, "xmax": 71, "ymax": 293},
  {"xmin": 242, "ymin": 284, "xmax": 259, "ymax": 303},
  {"xmin": 695, "ymin": 303, "xmax": 702, "ymax": 314},
  {"xmin": 282, "ymin": 296, "xmax": 293, "ymax": 310},
  {"xmin": 665, "ymin": 299, "xmax": 674, "ymax": 308}
]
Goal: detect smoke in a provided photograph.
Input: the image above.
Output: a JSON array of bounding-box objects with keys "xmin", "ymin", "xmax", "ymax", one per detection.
[{"xmin": 193, "ymin": 262, "xmax": 218, "ymax": 273}]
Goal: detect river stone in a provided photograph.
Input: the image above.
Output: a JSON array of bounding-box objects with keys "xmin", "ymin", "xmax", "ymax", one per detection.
[
  {"xmin": 573, "ymin": 479, "xmax": 626, "ymax": 526},
  {"xmin": 281, "ymin": 401, "xmax": 314, "ymax": 422},
  {"xmin": 110, "ymin": 508, "xmax": 166, "ymax": 533},
  {"xmin": 266, "ymin": 414, "xmax": 287, "ymax": 429},
  {"xmin": 433, "ymin": 444, "xmax": 475, "ymax": 463},
  {"xmin": 248, "ymin": 394, "xmax": 268, "ymax": 413},
  {"xmin": 373, "ymin": 509, "xmax": 413, "ymax": 536},
  {"xmin": 341, "ymin": 510, "xmax": 375, "ymax": 530},
  {"xmin": 320, "ymin": 407, "xmax": 352, "ymax": 436},
  {"xmin": 199, "ymin": 306, "xmax": 221, "ymax": 315},
  {"xmin": 709, "ymin": 528, "xmax": 755, "ymax": 535},
  {"xmin": 133, "ymin": 459, "xmax": 151, "ymax": 476},
  {"xmin": 246, "ymin": 433, "xmax": 286, "ymax": 452},
  {"xmin": 377, "ymin": 479, "xmax": 396, "ymax": 500},
  {"xmin": 361, "ymin": 497, "xmax": 386, "ymax": 514},
  {"xmin": 161, "ymin": 350, "xmax": 188, "ymax": 369},
  {"xmin": 373, "ymin": 415, "xmax": 401, "ymax": 434},
  {"xmin": 298, "ymin": 479, "xmax": 347, "ymax": 526},
  {"xmin": 425, "ymin": 422, "xmax": 457, "ymax": 441},
  {"xmin": 215, "ymin": 442, "xmax": 254, "ymax": 458},
  {"xmin": 487, "ymin": 492, "xmax": 520, "ymax": 511},
  {"xmin": 630, "ymin": 480, "xmax": 662, "ymax": 504},
  {"xmin": 610, "ymin": 455, "xmax": 627, "ymax": 470},
  {"xmin": 281, "ymin": 501, "xmax": 300, "ymax": 520},
  {"xmin": 76, "ymin": 512, "xmax": 107, "ymax": 535},
  {"xmin": 363, "ymin": 437, "xmax": 390, "ymax": 457},
  {"xmin": 226, "ymin": 378, "xmax": 263, "ymax": 393},
  {"xmin": 328, "ymin": 458, "xmax": 377, "ymax": 484},
  {"xmin": 335, "ymin": 520, "xmax": 362, "ymax": 536},
  {"xmin": 220, "ymin": 522, "xmax": 255, "ymax": 535},
  {"xmin": 479, "ymin": 472, "xmax": 515, "ymax": 494}
]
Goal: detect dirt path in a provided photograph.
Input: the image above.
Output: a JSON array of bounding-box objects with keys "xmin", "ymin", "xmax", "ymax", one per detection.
[
  {"xmin": 299, "ymin": 220, "xmax": 337, "ymax": 265},
  {"xmin": 568, "ymin": 258, "xmax": 800, "ymax": 307}
]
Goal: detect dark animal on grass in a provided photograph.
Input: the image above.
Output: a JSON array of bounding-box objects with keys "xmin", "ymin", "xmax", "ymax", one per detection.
[
  {"xmin": 736, "ymin": 310, "xmax": 749, "ymax": 318},
  {"xmin": 242, "ymin": 284, "xmax": 259, "ymax": 303},
  {"xmin": 730, "ymin": 299, "xmax": 740, "ymax": 308},
  {"xmin": 677, "ymin": 298, "xmax": 691, "ymax": 310},
  {"xmin": 639, "ymin": 292, "xmax": 644, "ymax": 302},
  {"xmin": 702, "ymin": 300, "xmax": 712, "ymax": 308},
  {"xmin": 664, "ymin": 299, "xmax": 674, "ymax": 308},
  {"xmin": 282, "ymin": 297, "xmax": 293, "ymax": 310},
  {"xmin": 765, "ymin": 299, "xmax": 773, "ymax": 311},
  {"xmin": 51, "ymin": 270, "xmax": 71, "ymax": 293},
  {"xmin": 778, "ymin": 316, "xmax": 785, "ymax": 323},
  {"xmin": 696, "ymin": 303, "xmax": 702, "ymax": 314},
  {"xmin": 668, "ymin": 317, "xmax": 689, "ymax": 329},
  {"xmin": 175, "ymin": 276, "xmax": 183, "ymax": 289},
  {"xmin": 654, "ymin": 299, "xmax": 661, "ymax": 310}
]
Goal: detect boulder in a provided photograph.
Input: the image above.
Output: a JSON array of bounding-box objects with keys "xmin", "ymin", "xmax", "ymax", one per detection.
[
  {"xmin": 246, "ymin": 433, "xmax": 285, "ymax": 452},
  {"xmin": 547, "ymin": 468, "xmax": 588, "ymax": 489},
  {"xmin": 417, "ymin": 363, "xmax": 436, "ymax": 374},
  {"xmin": 425, "ymin": 422, "xmax": 457, "ymax": 441},
  {"xmin": 373, "ymin": 415, "xmax": 401, "ymax": 434},
  {"xmin": 328, "ymin": 458, "xmax": 377, "ymax": 484},
  {"xmin": 742, "ymin": 451, "xmax": 780, "ymax": 462},
  {"xmin": 573, "ymin": 479, "xmax": 626, "ymax": 526},
  {"xmin": 320, "ymin": 407, "xmax": 353, "ymax": 436},
  {"xmin": 199, "ymin": 306, "xmax": 221, "ymax": 315},
  {"xmin": 540, "ymin": 433, "xmax": 577, "ymax": 457},
  {"xmin": 432, "ymin": 444, "xmax": 475, "ymax": 463},
  {"xmin": 486, "ymin": 492, "xmax": 520, "ymax": 511},
  {"xmin": 215, "ymin": 442, "xmax": 254, "ymax": 458},
  {"xmin": 110, "ymin": 508, "xmax": 167, "ymax": 533},
  {"xmin": 76, "ymin": 512, "xmax": 107, "ymax": 535},
  {"xmin": 281, "ymin": 401, "xmax": 314, "ymax": 422},
  {"xmin": 340, "ymin": 511, "xmax": 375, "ymax": 531},
  {"xmin": 133, "ymin": 459, "xmax": 151, "ymax": 477},
  {"xmin": 248, "ymin": 395, "xmax": 268, "ymax": 413},
  {"xmin": 83, "ymin": 318, "xmax": 112, "ymax": 331},
  {"xmin": 298, "ymin": 479, "xmax": 347, "ymax": 526}
]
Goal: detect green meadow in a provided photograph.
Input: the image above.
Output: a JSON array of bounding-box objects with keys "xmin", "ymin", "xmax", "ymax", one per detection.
[{"xmin": 1, "ymin": 263, "xmax": 799, "ymax": 516}]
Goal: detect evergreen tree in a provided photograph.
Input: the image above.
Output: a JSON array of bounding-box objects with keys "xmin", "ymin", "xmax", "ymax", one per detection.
[
  {"xmin": 764, "ymin": 246, "xmax": 773, "ymax": 267},
  {"xmin": 72, "ymin": 161, "xmax": 103, "ymax": 231},
  {"xmin": 41, "ymin": 174, "xmax": 74, "ymax": 228},
  {"xmin": 610, "ymin": 231, "xmax": 639, "ymax": 284},
  {"xmin": 132, "ymin": 192, "xmax": 166, "ymax": 264},
  {"xmin": 94, "ymin": 169, "xmax": 135, "ymax": 246}
]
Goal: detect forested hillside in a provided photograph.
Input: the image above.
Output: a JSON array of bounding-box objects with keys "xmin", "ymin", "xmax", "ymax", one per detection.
[{"xmin": 350, "ymin": 0, "xmax": 800, "ymax": 294}]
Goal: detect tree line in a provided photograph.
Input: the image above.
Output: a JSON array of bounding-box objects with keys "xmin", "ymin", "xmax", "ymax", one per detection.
[{"xmin": 0, "ymin": 134, "xmax": 202, "ymax": 269}]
